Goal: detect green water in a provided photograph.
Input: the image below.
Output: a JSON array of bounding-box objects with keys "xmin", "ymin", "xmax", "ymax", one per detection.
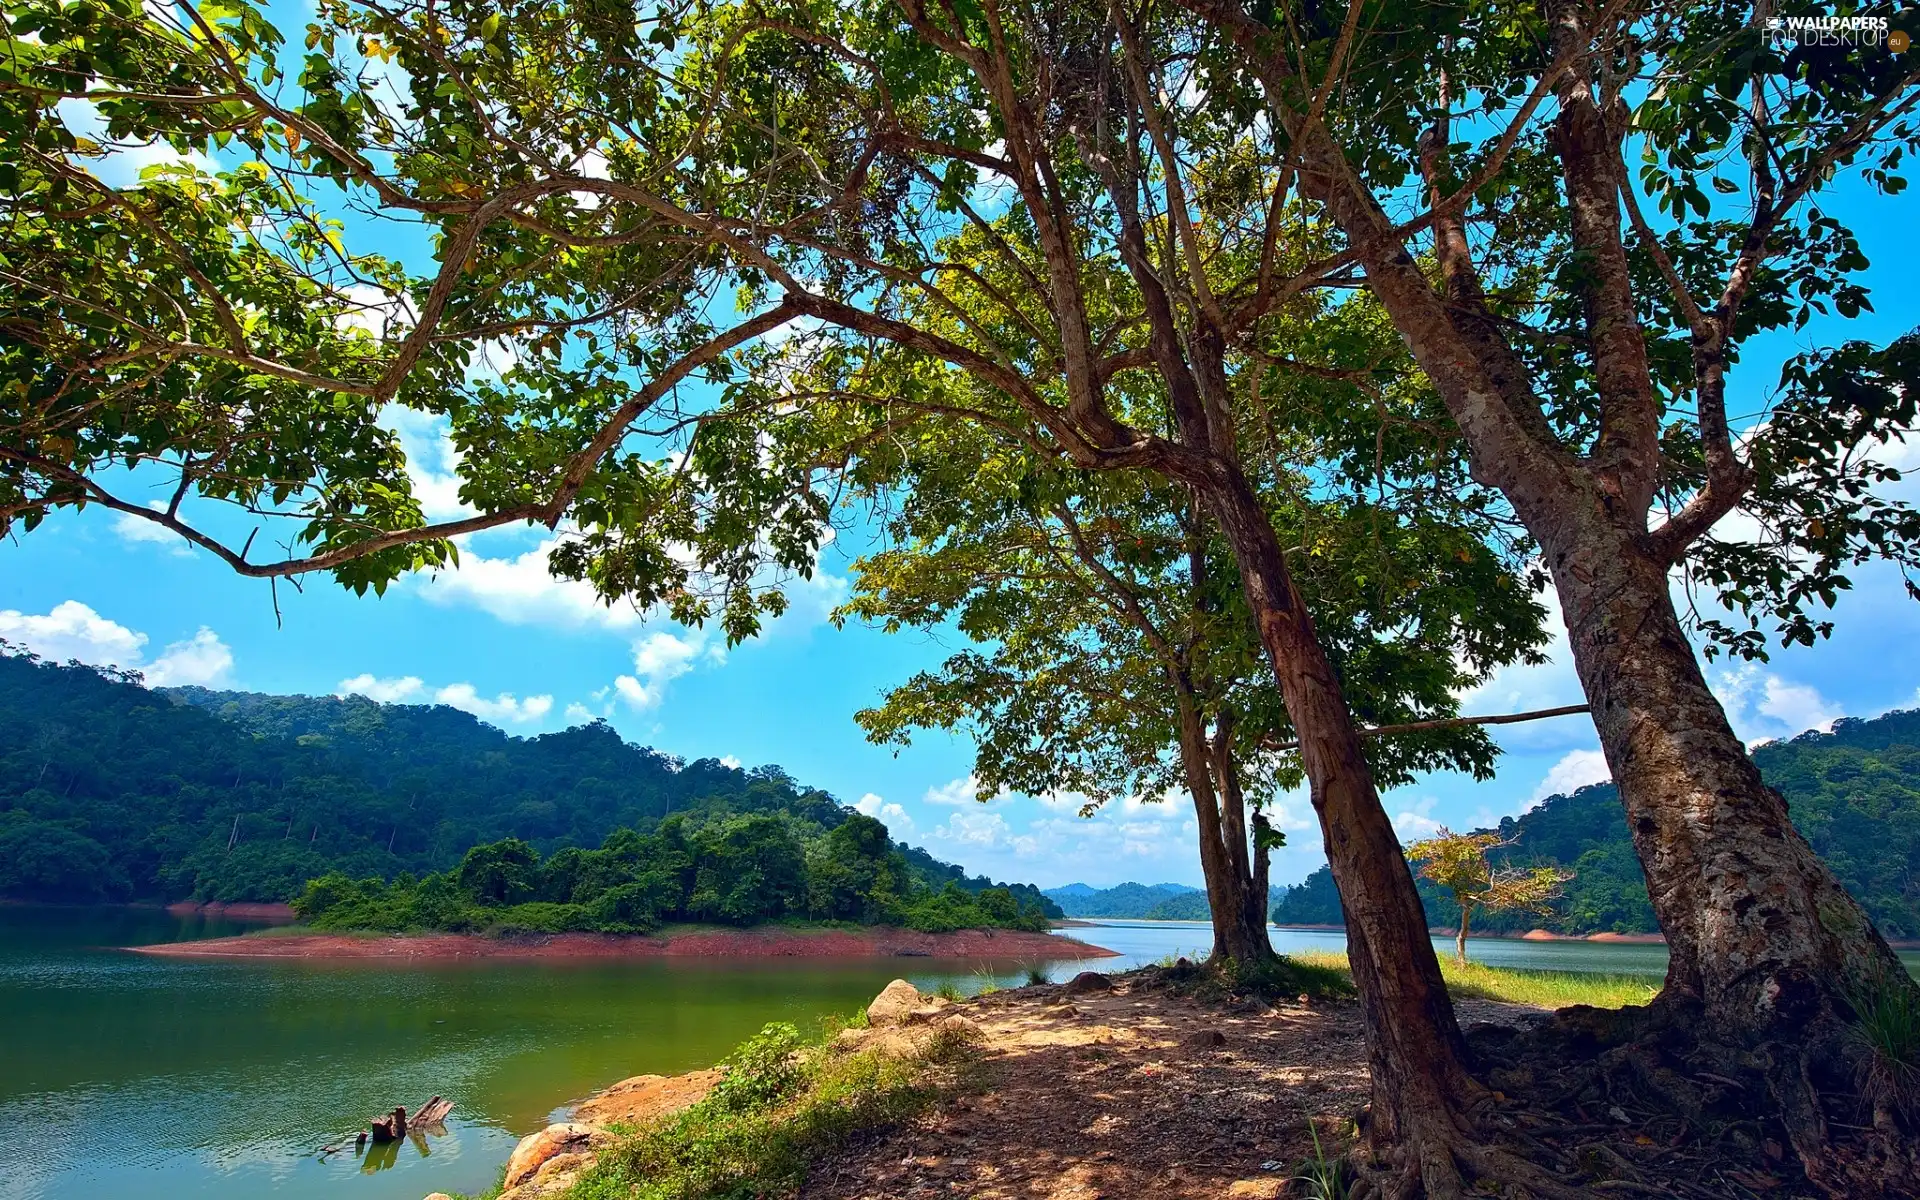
[
  {"xmin": 0, "ymin": 909, "xmax": 1109, "ymax": 1200},
  {"xmin": 3, "ymin": 910, "xmax": 1912, "ymax": 1200}
]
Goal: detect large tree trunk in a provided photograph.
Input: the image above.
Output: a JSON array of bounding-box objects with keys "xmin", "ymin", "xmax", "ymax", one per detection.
[
  {"xmin": 1200, "ymin": 465, "xmax": 1490, "ymax": 1193},
  {"xmin": 1541, "ymin": 502, "xmax": 1920, "ymax": 1194},
  {"xmin": 1209, "ymin": 718, "xmax": 1277, "ymax": 963},
  {"xmin": 1173, "ymin": 700, "xmax": 1273, "ymax": 966}
]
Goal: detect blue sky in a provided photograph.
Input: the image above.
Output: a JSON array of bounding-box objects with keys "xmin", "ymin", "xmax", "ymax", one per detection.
[{"xmin": 8, "ymin": 21, "xmax": 1920, "ymax": 892}]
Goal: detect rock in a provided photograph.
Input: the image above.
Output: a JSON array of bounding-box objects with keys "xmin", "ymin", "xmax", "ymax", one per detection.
[
  {"xmin": 503, "ymin": 1123, "xmax": 613, "ymax": 1189},
  {"xmin": 533, "ymin": 1151, "xmax": 592, "ymax": 1185},
  {"xmin": 1225, "ymin": 1181, "xmax": 1285, "ymax": 1199},
  {"xmin": 423, "ymin": 1194, "xmax": 457, "ymax": 1200},
  {"xmin": 1063, "ymin": 971, "xmax": 1112, "ymax": 996},
  {"xmin": 936, "ymin": 1014, "xmax": 982, "ymax": 1041},
  {"xmin": 833, "ymin": 1026, "xmax": 871, "ymax": 1052},
  {"xmin": 906, "ymin": 996, "xmax": 953, "ymax": 1023},
  {"xmin": 1182, "ymin": 1028, "xmax": 1226, "ymax": 1049},
  {"xmin": 867, "ymin": 979, "xmax": 924, "ymax": 1027},
  {"xmin": 572, "ymin": 1068, "xmax": 721, "ymax": 1126}
]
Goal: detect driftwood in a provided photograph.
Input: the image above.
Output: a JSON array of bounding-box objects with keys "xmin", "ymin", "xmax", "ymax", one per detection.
[
  {"xmin": 313, "ymin": 1095, "xmax": 454, "ymax": 1157},
  {"xmin": 368, "ymin": 1106, "xmax": 408, "ymax": 1143}
]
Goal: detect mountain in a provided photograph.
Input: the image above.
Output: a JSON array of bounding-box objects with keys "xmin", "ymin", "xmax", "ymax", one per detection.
[
  {"xmin": 1045, "ymin": 880, "xmax": 1206, "ymax": 919},
  {"xmin": 1271, "ymin": 707, "xmax": 1920, "ymax": 939},
  {"xmin": 0, "ymin": 648, "xmax": 1060, "ymax": 917}
]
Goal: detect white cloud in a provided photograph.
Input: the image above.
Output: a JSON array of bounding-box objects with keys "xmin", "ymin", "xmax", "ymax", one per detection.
[
  {"xmin": 1712, "ymin": 664, "xmax": 1843, "ymax": 745},
  {"xmin": 927, "ymin": 810, "xmax": 1039, "ymax": 856},
  {"xmin": 564, "ymin": 702, "xmax": 597, "ymax": 724},
  {"xmin": 610, "ymin": 629, "xmax": 707, "ymax": 710},
  {"xmin": 0, "ymin": 603, "xmax": 233, "ymax": 686},
  {"xmin": 142, "ymin": 628, "xmax": 233, "ymax": 686},
  {"xmin": 110, "ymin": 503, "xmax": 187, "ymax": 550},
  {"xmin": 337, "ymin": 284, "xmax": 419, "ymax": 340},
  {"xmin": 336, "ymin": 674, "xmax": 426, "ymax": 703},
  {"xmin": 380, "ymin": 407, "xmax": 473, "ymax": 521},
  {"xmin": 0, "ymin": 600, "xmax": 147, "ymax": 664},
  {"xmin": 414, "ymin": 537, "xmax": 649, "ymax": 630},
  {"xmin": 1758, "ymin": 677, "xmax": 1840, "ymax": 737},
  {"xmin": 1390, "ymin": 795, "xmax": 1444, "ymax": 842},
  {"xmin": 432, "ymin": 682, "xmax": 553, "ymax": 725},
  {"xmin": 854, "ymin": 792, "xmax": 915, "ymax": 835},
  {"xmin": 1531, "ymin": 748, "xmax": 1612, "ymax": 803},
  {"xmin": 923, "ymin": 775, "xmax": 981, "ymax": 806},
  {"xmin": 720, "ymin": 755, "xmax": 743, "ymax": 770},
  {"xmin": 57, "ymin": 97, "xmax": 217, "ymax": 187}
]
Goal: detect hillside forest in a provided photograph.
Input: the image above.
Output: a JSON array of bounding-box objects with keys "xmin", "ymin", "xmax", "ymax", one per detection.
[
  {"xmin": 1272, "ymin": 706, "xmax": 1920, "ymax": 939},
  {"xmin": 0, "ymin": 647, "xmax": 1060, "ymax": 928}
]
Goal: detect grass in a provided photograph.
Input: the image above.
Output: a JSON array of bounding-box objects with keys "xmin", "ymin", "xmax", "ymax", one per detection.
[
  {"xmin": 1849, "ymin": 976, "xmax": 1920, "ymax": 1116},
  {"xmin": 1291, "ymin": 1118, "xmax": 1351, "ymax": 1200},
  {"xmin": 1290, "ymin": 950, "xmax": 1658, "ymax": 1010},
  {"xmin": 560, "ymin": 1016, "xmax": 978, "ymax": 1200}
]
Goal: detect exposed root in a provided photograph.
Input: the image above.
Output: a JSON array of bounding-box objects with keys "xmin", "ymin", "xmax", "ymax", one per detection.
[{"xmin": 1463, "ymin": 1000, "xmax": 1920, "ymax": 1200}]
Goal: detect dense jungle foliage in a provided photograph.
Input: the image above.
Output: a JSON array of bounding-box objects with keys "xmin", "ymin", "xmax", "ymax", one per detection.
[
  {"xmin": 1272, "ymin": 709, "xmax": 1920, "ymax": 938},
  {"xmin": 295, "ymin": 811, "xmax": 1052, "ymax": 935},
  {"xmin": 0, "ymin": 648, "xmax": 1059, "ymax": 921}
]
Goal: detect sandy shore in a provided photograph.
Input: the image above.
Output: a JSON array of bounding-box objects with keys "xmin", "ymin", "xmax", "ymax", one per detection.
[{"xmin": 128, "ymin": 925, "xmax": 1117, "ymax": 961}]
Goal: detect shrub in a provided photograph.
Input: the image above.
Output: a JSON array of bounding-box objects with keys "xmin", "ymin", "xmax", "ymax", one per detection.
[{"xmin": 710, "ymin": 1022, "xmax": 808, "ymax": 1113}]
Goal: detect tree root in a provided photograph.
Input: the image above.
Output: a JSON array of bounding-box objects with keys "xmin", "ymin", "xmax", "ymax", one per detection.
[{"xmin": 1461, "ymin": 1003, "xmax": 1920, "ymax": 1200}]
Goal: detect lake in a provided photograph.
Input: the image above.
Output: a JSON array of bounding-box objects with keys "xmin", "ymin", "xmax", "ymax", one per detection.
[{"xmin": 2, "ymin": 908, "xmax": 1911, "ymax": 1200}]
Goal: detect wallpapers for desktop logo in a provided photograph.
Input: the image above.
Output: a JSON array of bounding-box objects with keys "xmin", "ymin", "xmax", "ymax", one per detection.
[{"xmin": 1765, "ymin": 12, "xmax": 1908, "ymax": 52}]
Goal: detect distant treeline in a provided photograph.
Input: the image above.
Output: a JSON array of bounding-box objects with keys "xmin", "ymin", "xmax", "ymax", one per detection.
[
  {"xmin": 0, "ymin": 649, "xmax": 1061, "ymax": 920},
  {"xmin": 1271, "ymin": 706, "xmax": 1920, "ymax": 939},
  {"xmin": 298, "ymin": 811, "xmax": 1051, "ymax": 935},
  {"xmin": 1043, "ymin": 881, "xmax": 1209, "ymax": 920}
]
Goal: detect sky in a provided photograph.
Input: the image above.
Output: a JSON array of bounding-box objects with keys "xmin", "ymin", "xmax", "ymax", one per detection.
[{"xmin": 8, "ymin": 17, "xmax": 1920, "ymax": 893}]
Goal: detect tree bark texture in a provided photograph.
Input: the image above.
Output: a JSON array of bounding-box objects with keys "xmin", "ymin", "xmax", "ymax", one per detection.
[{"xmin": 1200, "ymin": 464, "xmax": 1486, "ymax": 1161}]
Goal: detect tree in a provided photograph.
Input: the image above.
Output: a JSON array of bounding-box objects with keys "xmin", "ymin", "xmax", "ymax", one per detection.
[
  {"xmin": 455, "ymin": 837, "xmax": 538, "ymax": 906},
  {"xmin": 842, "ymin": 419, "xmax": 1544, "ymax": 967},
  {"xmin": 1407, "ymin": 828, "xmax": 1572, "ymax": 964},
  {"xmin": 0, "ymin": 0, "xmax": 1547, "ymax": 1181},
  {"xmin": 1169, "ymin": 2, "xmax": 1920, "ymax": 1191}
]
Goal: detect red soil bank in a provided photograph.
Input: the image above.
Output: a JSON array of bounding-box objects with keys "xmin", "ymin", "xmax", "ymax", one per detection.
[{"xmin": 129, "ymin": 925, "xmax": 1117, "ymax": 961}]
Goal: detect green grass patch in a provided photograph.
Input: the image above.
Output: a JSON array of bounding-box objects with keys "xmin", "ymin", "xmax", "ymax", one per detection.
[
  {"xmin": 563, "ymin": 1017, "xmax": 978, "ymax": 1200},
  {"xmin": 1290, "ymin": 950, "xmax": 1657, "ymax": 1010}
]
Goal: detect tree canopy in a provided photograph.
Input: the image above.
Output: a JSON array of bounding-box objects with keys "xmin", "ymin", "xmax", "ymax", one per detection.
[{"xmin": 0, "ymin": 644, "xmax": 1060, "ymax": 916}]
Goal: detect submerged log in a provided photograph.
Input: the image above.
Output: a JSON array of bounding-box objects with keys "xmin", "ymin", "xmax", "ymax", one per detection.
[
  {"xmin": 412, "ymin": 1095, "xmax": 453, "ymax": 1127},
  {"xmin": 367, "ymin": 1106, "xmax": 408, "ymax": 1143}
]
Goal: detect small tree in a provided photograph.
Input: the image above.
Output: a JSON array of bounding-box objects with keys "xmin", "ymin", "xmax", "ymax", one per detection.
[{"xmin": 1407, "ymin": 829, "xmax": 1573, "ymax": 965}]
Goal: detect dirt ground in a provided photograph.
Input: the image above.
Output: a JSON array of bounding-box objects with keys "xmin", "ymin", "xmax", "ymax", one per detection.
[{"xmin": 801, "ymin": 974, "xmax": 1545, "ymax": 1200}]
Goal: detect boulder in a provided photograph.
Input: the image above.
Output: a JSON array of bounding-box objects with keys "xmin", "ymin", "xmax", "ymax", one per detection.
[
  {"xmin": 906, "ymin": 996, "xmax": 953, "ymax": 1023},
  {"xmin": 1063, "ymin": 971, "xmax": 1112, "ymax": 996},
  {"xmin": 833, "ymin": 1026, "xmax": 872, "ymax": 1052},
  {"xmin": 572, "ymin": 1068, "xmax": 721, "ymax": 1126},
  {"xmin": 936, "ymin": 1014, "xmax": 983, "ymax": 1041},
  {"xmin": 532, "ymin": 1150, "xmax": 592, "ymax": 1186},
  {"xmin": 503, "ymin": 1122, "xmax": 613, "ymax": 1189},
  {"xmin": 867, "ymin": 979, "xmax": 924, "ymax": 1027},
  {"xmin": 1225, "ymin": 1181, "xmax": 1285, "ymax": 1199}
]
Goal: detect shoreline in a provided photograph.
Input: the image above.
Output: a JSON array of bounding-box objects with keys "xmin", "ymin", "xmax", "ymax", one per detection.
[
  {"xmin": 128, "ymin": 924, "xmax": 1118, "ymax": 962},
  {"xmin": 1270, "ymin": 922, "xmax": 1670, "ymax": 945}
]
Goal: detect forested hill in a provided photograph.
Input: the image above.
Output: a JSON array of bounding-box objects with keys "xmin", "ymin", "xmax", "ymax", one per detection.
[
  {"xmin": 1044, "ymin": 881, "xmax": 1209, "ymax": 920},
  {"xmin": 0, "ymin": 649, "xmax": 1058, "ymax": 915},
  {"xmin": 1271, "ymin": 707, "xmax": 1920, "ymax": 939}
]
